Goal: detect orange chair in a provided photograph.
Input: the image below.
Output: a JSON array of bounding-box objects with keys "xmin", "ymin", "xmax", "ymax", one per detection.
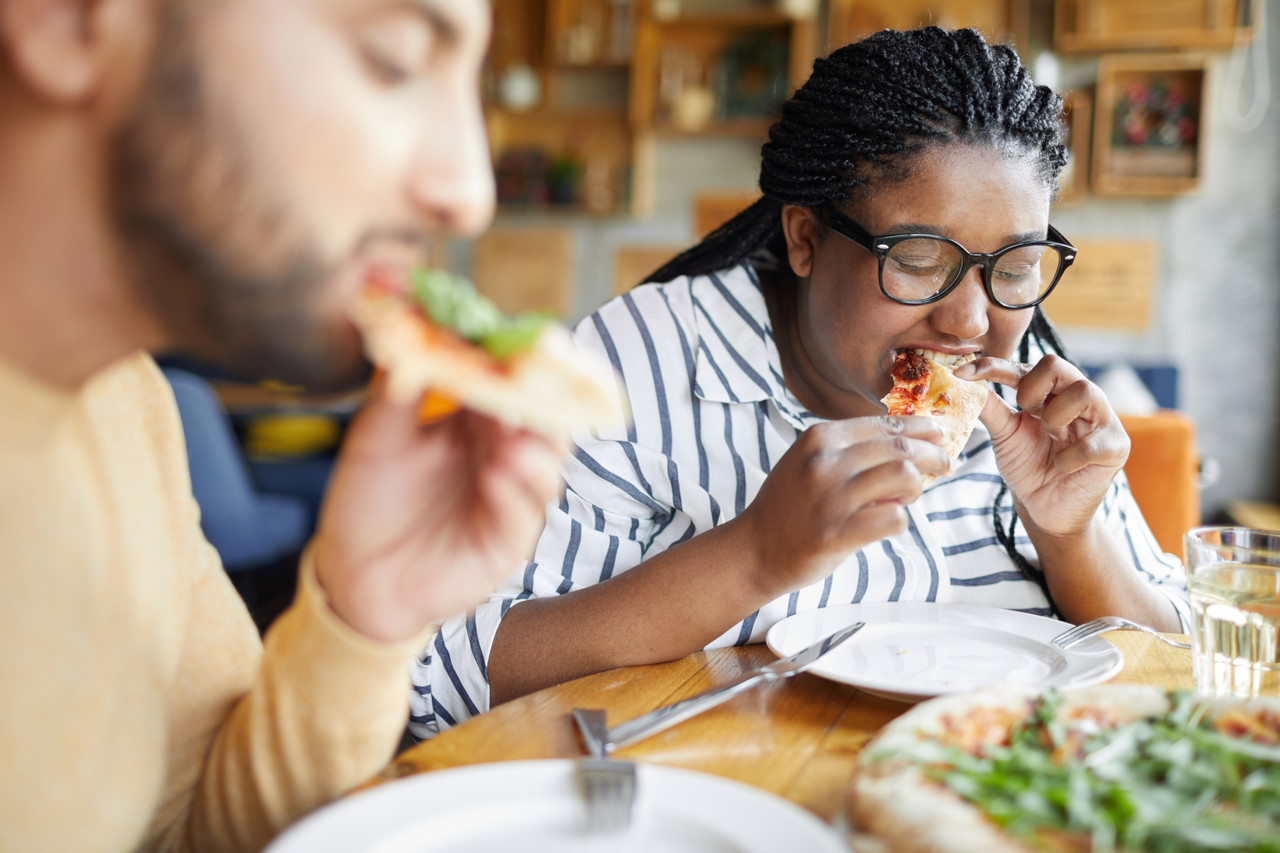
[{"xmin": 1118, "ymin": 411, "xmax": 1200, "ymax": 557}]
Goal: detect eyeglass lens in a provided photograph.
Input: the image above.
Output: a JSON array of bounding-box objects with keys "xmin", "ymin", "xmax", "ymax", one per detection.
[{"xmin": 883, "ymin": 238, "xmax": 1065, "ymax": 306}]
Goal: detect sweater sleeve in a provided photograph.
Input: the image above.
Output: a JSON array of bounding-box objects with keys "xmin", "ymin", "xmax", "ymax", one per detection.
[{"xmin": 146, "ymin": 544, "xmax": 428, "ymax": 853}]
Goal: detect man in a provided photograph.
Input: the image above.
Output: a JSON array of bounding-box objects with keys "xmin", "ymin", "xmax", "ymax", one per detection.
[{"xmin": 0, "ymin": 1, "xmax": 561, "ymax": 850}]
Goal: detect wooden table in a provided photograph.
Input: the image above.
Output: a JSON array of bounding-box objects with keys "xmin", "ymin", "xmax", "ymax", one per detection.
[{"xmin": 384, "ymin": 633, "xmax": 1192, "ymax": 823}]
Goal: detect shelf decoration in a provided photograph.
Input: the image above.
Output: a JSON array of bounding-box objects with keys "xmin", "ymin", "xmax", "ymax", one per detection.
[
  {"xmin": 1091, "ymin": 54, "xmax": 1208, "ymax": 197},
  {"xmin": 712, "ymin": 28, "xmax": 790, "ymax": 119}
]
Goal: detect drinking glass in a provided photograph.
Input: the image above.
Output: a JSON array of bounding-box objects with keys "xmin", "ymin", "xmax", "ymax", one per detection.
[{"xmin": 1184, "ymin": 526, "xmax": 1280, "ymax": 698}]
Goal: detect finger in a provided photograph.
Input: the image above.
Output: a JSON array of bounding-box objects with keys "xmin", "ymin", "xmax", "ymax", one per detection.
[
  {"xmin": 840, "ymin": 458, "xmax": 931, "ymax": 509},
  {"xmin": 976, "ymin": 382, "xmax": 1020, "ymax": 443},
  {"xmin": 1011, "ymin": 355, "xmax": 1088, "ymax": 415},
  {"xmin": 1038, "ymin": 378, "xmax": 1103, "ymax": 438},
  {"xmin": 1047, "ymin": 426, "xmax": 1130, "ymax": 475},
  {"xmin": 954, "ymin": 356, "xmax": 1029, "ymax": 386},
  {"xmin": 847, "ymin": 502, "xmax": 911, "ymax": 542},
  {"xmin": 475, "ymin": 429, "xmax": 565, "ymax": 543},
  {"xmin": 811, "ymin": 415, "xmax": 947, "ymax": 451},
  {"xmin": 341, "ymin": 372, "xmax": 430, "ymax": 456},
  {"xmin": 826, "ymin": 434, "xmax": 954, "ymax": 482},
  {"xmin": 463, "ymin": 410, "xmax": 567, "ymax": 483}
]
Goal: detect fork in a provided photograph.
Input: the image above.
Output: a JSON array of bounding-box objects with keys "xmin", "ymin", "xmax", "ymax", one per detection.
[
  {"xmin": 572, "ymin": 708, "xmax": 636, "ymax": 834},
  {"xmin": 1051, "ymin": 616, "xmax": 1192, "ymax": 650}
]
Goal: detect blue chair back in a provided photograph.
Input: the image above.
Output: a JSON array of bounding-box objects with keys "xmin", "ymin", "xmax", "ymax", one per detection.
[{"xmin": 162, "ymin": 367, "xmax": 310, "ymax": 572}]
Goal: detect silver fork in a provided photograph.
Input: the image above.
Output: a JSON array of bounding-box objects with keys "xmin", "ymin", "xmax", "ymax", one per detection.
[
  {"xmin": 572, "ymin": 708, "xmax": 636, "ymax": 834},
  {"xmin": 1051, "ymin": 616, "xmax": 1192, "ymax": 650}
]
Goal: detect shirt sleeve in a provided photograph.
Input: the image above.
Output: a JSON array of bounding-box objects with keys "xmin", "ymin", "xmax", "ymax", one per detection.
[
  {"xmin": 409, "ymin": 443, "xmax": 673, "ymax": 738},
  {"xmin": 408, "ymin": 284, "xmax": 705, "ymax": 737},
  {"xmin": 1098, "ymin": 470, "xmax": 1192, "ymax": 631},
  {"xmin": 147, "ymin": 543, "xmax": 430, "ymax": 853}
]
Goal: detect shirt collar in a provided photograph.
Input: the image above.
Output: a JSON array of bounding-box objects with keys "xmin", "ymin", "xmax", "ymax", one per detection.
[{"xmin": 690, "ymin": 262, "xmax": 820, "ymax": 430}]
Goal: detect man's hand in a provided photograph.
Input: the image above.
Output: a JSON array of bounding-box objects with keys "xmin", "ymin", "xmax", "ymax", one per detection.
[{"xmin": 311, "ymin": 381, "xmax": 565, "ymax": 643}]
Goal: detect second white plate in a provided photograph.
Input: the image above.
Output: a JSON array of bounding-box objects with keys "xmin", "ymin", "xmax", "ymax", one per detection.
[
  {"xmin": 765, "ymin": 602, "xmax": 1124, "ymax": 703},
  {"xmin": 265, "ymin": 759, "xmax": 847, "ymax": 853}
]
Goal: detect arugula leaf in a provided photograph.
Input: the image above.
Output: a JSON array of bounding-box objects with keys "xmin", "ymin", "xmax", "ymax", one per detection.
[
  {"xmin": 887, "ymin": 690, "xmax": 1280, "ymax": 853},
  {"xmin": 407, "ymin": 268, "xmax": 550, "ymax": 358}
]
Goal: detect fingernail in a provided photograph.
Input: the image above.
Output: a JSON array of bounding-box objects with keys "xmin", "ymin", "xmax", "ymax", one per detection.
[{"xmin": 953, "ymin": 363, "xmax": 976, "ymax": 379}]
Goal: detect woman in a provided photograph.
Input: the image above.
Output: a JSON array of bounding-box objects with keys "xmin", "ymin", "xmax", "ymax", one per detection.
[{"xmin": 410, "ymin": 27, "xmax": 1189, "ymax": 737}]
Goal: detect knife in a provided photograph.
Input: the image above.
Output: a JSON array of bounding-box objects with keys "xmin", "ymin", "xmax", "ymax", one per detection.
[{"xmin": 603, "ymin": 621, "xmax": 865, "ymax": 753}]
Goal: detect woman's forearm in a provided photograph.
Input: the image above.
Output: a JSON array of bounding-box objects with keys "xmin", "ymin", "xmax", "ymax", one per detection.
[
  {"xmin": 1028, "ymin": 514, "xmax": 1183, "ymax": 631},
  {"xmin": 487, "ymin": 515, "xmax": 779, "ymax": 706}
]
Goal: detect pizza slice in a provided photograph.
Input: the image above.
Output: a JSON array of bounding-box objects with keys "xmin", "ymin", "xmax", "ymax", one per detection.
[
  {"xmin": 850, "ymin": 685, "xmax": 1280, "ymax": 853},
  {"xmin": 882, "ymin": 349, "xmax": 988, "ymax": 482},
  {"xmin": 350, "ymin": 264, "xmax": 629, "ymax": 441}
]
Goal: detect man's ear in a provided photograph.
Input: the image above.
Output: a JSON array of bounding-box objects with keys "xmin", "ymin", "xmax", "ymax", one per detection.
[
  {"xmin": 780, "ymin": 204, "xmax": 821, "ymax": 279},
  {"xmin": 0, "ymin": 0, "xmax": 138, "ymax": 104}
]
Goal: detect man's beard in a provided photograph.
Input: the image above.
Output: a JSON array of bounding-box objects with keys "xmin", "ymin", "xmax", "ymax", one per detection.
[{"xmin": 108, "ymin": 5, "xmax": 370, "ymax": 392}]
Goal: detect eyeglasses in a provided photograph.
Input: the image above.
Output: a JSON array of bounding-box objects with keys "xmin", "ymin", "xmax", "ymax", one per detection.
[{"xmin": 817, "ymin": 206, "xmax": 1077, "ymax": 310}]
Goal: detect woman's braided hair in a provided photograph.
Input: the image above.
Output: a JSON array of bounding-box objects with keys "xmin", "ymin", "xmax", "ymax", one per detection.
[{"xmin": 649, "ymin": 27, "xmax": 1071, "ymax": 613}]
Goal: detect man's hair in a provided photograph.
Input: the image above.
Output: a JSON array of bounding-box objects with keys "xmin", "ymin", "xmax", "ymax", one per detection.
[{"xmin": 648, "ymin": 27, "xmax": 1071, "ymax": 612}]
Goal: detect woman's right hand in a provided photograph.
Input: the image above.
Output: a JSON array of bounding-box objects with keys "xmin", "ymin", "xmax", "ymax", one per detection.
[{"xmin": 736, "ymin": 416, "xmax": 953, "ymax": 599}]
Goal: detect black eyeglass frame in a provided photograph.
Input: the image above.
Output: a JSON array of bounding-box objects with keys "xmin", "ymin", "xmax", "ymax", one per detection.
[{"xmin": 817, "ymin": 206, "xmax": 1077, "ymax": 310}]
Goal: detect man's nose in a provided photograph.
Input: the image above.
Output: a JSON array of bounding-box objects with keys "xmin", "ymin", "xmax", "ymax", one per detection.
[{"xmin": 408, "ymin": 91, "xmax": 495, "ymax": 237}]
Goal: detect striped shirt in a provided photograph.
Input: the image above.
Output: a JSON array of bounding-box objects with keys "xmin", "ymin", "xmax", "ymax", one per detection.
[{"xmin": 408, "ymin": 262, "xmax": 1190, "ymax": 738}]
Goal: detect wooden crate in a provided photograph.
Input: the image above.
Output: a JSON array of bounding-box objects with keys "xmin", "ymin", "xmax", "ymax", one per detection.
[
  {"xmin": 1091, "ymin": 54, "xmax": 1208, "ymax": 197},
  {"xmin": 1055, "ymin": 0, "xmax": 1248, "ymax": 51},
  {"xmin": 470, "ymin": 227, "xmax": 574, "ymax": 317},
  {"xmin": 693, "ymin": 189, "xmax": 761, "ymax": 237},
  {"xmin": 1042, "ymin": 239, "xmax": 1156, "ymax": 331},
  {"xmin": 613, "ymin": 244, "xmax": 690, "ymax": 295}
]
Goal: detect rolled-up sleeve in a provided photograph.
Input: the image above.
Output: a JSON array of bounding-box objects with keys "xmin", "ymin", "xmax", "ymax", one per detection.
[{"xmin": 1101, "ymin": 471, "xmax": 1192, "ymax": 630}]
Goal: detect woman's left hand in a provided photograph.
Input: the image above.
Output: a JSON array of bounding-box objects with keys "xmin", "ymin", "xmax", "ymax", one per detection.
[{"xmin": 955, "ymin": 354, "xmax": 1129, "ymax": 537}]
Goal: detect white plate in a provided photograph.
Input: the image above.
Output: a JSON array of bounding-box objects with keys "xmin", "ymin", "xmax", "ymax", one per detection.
[
  {"xmin": 265, "ymin": 759, "xmax": 847, "ymax": 853},
  {"xmin": 765, "ymin": 602, "xmax": 1124, "ymax": 703}
]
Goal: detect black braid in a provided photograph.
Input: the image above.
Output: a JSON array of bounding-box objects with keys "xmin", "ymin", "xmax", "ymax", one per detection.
[
  {"xmin": 994, "ymin": 308, "xmax": 1071, "ymax": 616},
  {"xmin": 648, "ymin": 27, "xmax": 1072, "ymax": 615}
]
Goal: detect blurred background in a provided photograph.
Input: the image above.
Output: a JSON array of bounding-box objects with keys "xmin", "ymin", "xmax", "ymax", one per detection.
[
  {"xmin": 191, "ymin": 0, "xmax": 1278, "ymax": 616},
  {"xmin": 443, "ymin": 0, "xmax": 1279, "ymax": 532}
]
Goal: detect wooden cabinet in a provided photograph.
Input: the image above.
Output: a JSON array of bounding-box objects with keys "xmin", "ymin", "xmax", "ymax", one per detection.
[
  {"xmin": 486, "ymin": 0, "xmax": 634, "ymax": 214},
  {"xmin": 630, "ymin": 2, "xmax": 816, "ymax": 137},
  {"xmin": 484, "ymin": 0, "xmax": 817, "ymax": 215}
]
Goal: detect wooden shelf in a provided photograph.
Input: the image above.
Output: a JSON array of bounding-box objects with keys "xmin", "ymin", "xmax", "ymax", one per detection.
[
  {"xmin": 650, "ymin": 117, "xmax": 774, "ymax": 137},
  {"xmin": 630, "ymin": 1, "xmax": 815, "ymax": 136},
  {"xmin": 1055, "ymin": 0, "xmax": 1251, "ymax": 52},
  {"xmin": 485, "ymin": 0, "xmax": 818, "ymax": 217},
  {"xmin": 550, "ymin": 59, "xmax": 632, "ymax": 71},
  {"xmin": 650, "ymin": 8, "xmax": 802, "ymax": 27}
]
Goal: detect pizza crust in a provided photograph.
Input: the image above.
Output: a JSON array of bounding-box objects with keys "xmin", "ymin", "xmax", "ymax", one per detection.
[
  {"xmin": 849, "ymin": 685, "xmax": 1280, "ymax": 853},
  {"xmin": 351, "ymin": 289, "xmax": 630, "ymax": 441}
]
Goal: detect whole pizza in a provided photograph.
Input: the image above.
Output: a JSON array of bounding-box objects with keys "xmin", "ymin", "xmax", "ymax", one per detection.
[{"xmin": 850, "ymin": 685, "xmax": 1280, "ymax": 853}]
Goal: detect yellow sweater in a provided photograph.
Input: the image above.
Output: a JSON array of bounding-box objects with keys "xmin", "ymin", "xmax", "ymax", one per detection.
[{"xmin": 0, "ymin": 352, "xmax": 424, "ymax": 852}]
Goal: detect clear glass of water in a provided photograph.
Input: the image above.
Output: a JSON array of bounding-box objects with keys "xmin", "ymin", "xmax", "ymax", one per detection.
[{"xmin": 1184, "ymin": 526, "xmax": 1280, "ymax": 698}]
